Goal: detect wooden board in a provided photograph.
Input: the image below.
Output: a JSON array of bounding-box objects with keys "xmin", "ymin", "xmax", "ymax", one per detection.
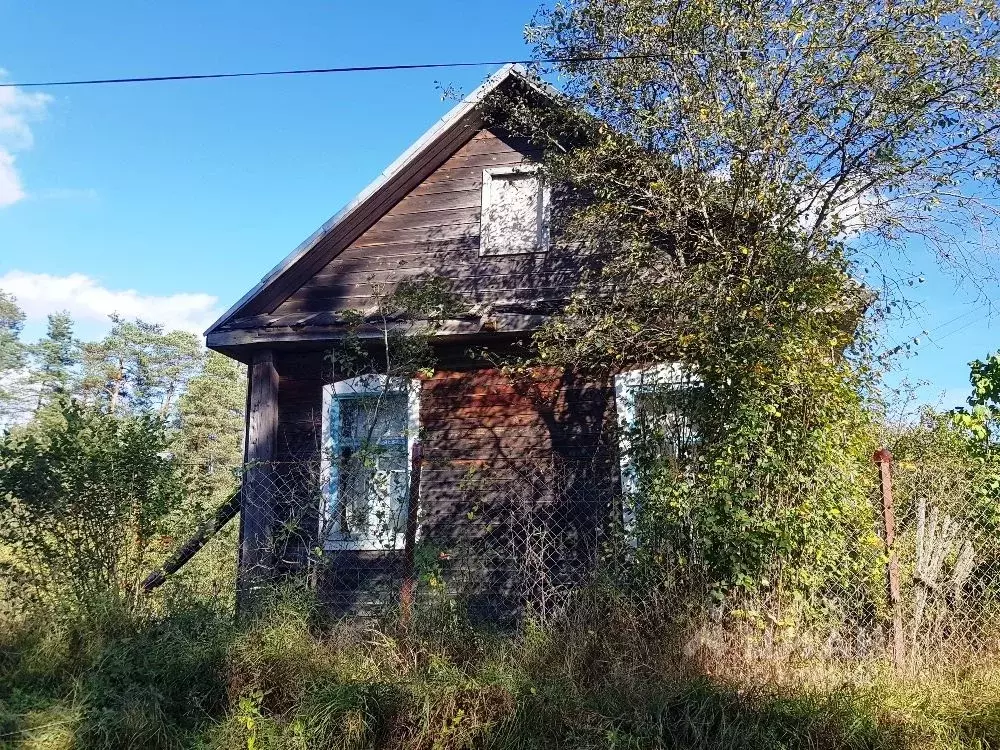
[
  {"xmin": 268, "ymin": 353, "xmax": 619, "ymax": 619},
  {"xmin": 260, "ymin": 127, "xmax": 585, "ymax": 323}
]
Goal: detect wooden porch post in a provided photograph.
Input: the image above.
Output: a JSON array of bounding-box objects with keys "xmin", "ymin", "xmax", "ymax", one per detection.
[{"xmin": 238, "ymin": 349, "xmax": 279, "ymax": 612}]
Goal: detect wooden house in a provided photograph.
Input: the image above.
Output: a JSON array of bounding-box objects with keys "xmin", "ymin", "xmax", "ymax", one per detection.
[{"xmin": 206, "ymin": 65, "xmax": 684, "ymax": 618}]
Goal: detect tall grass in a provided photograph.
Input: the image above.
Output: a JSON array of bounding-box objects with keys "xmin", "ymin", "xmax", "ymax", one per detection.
[{"xmin": 2, "ymin": 587, "xmax": 1000, "ymax": 749}]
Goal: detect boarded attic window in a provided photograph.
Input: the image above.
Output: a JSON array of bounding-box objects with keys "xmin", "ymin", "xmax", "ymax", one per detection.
[{"xmin": 480, "ymin": 165, "xmax": 549, "ymax": 256}]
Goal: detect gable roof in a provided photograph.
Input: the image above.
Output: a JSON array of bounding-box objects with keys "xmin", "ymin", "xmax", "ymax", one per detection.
[{"xmin": 205, "ymin": 64, "xmax": 560, "ymax": 339}]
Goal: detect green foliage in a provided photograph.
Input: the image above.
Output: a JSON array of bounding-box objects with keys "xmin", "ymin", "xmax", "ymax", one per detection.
[
  {"xmin": 508, "ymin": 0, "xmax": 1000, "ymax": 596},
  {"xmin": 529, "ymin": 0, "xmax": 1000, "ymax": 262},
  {"xmin": 0, "ymin": 290, "xmax": 25, "ymax": 374},
  {"xmin": 0, "ymin": 599, "xmax": 232, "ymax": 750},
  {"xmin": 28, "ymin": 312, "xmax": 80, "ymax": 414},
  {"xmin": 177, "ymin": 350, "xmax": 246, "ymax": 490},
  {"xmin": 0, "ymin": 291, "xmax": 28, "ymax": 427},
  {"xmin": 0, "ymin": 305, "xmax": 246, "ymax": 610},
  {"xmin": 156, "ymin": 350, "xmax": 246, "ymax": 603},
  {"xmin": 0, "ymin": 399, "xmax": 185, "ymax": 616},
  {"xmin": 952, "ymin": 351, "xmax": 1000, "ymax": 447},
  {"xmin": 620, "ymin": 356, "xmax": 878, "ymax": 594},
  {"xmin": 80, "ymin": 315, "xmax": 203, "ymax": 417},
  {"xmin": 532, "ymin": 154, "xmax": 877, "ymax": 595},
  {"xmin": 3, "ymin": 590, "xmax": 1000, "ymax": 749},
  {"xmin": 325, "ymin": 275, "xmax": 462, "ymax": 385},
  {"xmin": 967, "ymin": 353, "xmax": 1000, "ymax": 412}
]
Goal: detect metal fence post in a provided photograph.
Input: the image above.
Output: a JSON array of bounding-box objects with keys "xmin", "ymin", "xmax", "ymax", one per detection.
[
  {"xmin": 400, "ymin": 442, "xmax": 423, "ymax": 628},
  {"xmin": 875, "ymin": 447, "xmax": 905, "ymax": 673}
]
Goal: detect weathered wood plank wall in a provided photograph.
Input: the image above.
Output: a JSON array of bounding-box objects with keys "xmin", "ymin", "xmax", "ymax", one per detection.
[
  {"xmin": 239, "ymin": 350, "xmax": 279, "ymax": 604},
  {"xmin": 271, "ymin": 349, "xmax": 616, "ymax": 617},
  {"xmin": 237, "ymin": 121, "xmax": 616, "ymax": 617},
  {"xmin": 269, "ymin": 127, "xmax": 584, "ymax": 318}
]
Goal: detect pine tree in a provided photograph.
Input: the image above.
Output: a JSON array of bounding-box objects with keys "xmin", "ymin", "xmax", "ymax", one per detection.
[
  {"xmin": 0, "ymin": 291, "xmax": 28, "ymax": 428},
  {"xmin": 30, "ymin": 311, "xmax": 80, "ymax": 412},
  {"xmin": 80, "ymin": 315, "xmax": 203, "ymax": 416},
  {"xmin": 176, "ymin": 350, "xmax": 246, "ymax": 477},
  {"xmin": 0, "ymin": 290, "xmax": 25, "ymax": 374}
]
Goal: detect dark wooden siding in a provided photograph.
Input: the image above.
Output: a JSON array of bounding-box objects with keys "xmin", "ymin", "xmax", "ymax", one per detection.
[
  {"xmin": 270, "ymin": 350, "xmax": 617, "ymax": 617},
  {"xmin": 270, "ymin": 127, "xmax": 583, "ymax": 318},
  {"xmin": 269, "ymin": 351, "xmax": 325, "ymax": 573}
]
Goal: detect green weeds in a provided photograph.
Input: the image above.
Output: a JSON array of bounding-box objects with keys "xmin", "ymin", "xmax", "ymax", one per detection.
[{"xmin": 2, "ymin": 592, "xmax": 1000, "ymax": 749}]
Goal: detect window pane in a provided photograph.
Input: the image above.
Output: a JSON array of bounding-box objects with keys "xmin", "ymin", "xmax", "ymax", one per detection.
[
  {"xmin": 338, "ymin": 444, "xmax": 409, "ymax": 542},
  {"xmin": 339, "ymin": 395, "xmax": 408, "ymax": 444},
  {"xmin": 333, "ymin": 392, "xmax": 411, "ymax": 546},
  {"xmin": 634, "ymin": 387, "xmax": 701, "ymax": 466},
  {"xmin": 486, "ymin": 172, "xmax": 541, "ymax": 253}
]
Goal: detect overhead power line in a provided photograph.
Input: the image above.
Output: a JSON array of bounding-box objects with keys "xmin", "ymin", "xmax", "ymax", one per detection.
[
  {"xmin": 0, "ymin": 54, "xmax": 660, "ymax": 89},
  {"xmin": 881, "ymin": 304, "xmax": 993, "ymax": 358},
  {"xmin": 0, "ymin": 38, "xmax": 950, "ymax": 89}
]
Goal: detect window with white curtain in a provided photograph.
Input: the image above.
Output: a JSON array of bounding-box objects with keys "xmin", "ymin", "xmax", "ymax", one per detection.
[{"xmin": 320, "ymin": 376, "xmax": 420, "ymax": 551}]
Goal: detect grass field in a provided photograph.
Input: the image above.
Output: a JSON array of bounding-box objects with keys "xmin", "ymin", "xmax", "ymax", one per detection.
[{"xmin": 3, "ymin": 587, "xmax": 1000, "ymax": 750}]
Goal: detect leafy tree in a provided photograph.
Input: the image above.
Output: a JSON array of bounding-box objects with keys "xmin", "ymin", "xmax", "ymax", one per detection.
[
  {"xmin": 529, "ymin": 0, "xmax": 1000, "ymax": 277},
  {"xmin": 951, "ymin": 350, "xmax": 1000, "ymax": 447},
  {"xmin": 0, "ymin": 399, "xmax": 185, "ymax": 616},
  {"xmin": 510, "ymin": 0, "xmax": 1000, "ymax": 592},
  {"xmin": 29, "ymin": 311, "xmax": 80, "ymax": 412},
  {"xmin": 80, "ymin": 315, "xmax": 203, "ymax": 416}
]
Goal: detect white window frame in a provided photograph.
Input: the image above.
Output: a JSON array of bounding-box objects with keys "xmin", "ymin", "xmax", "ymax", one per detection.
[
  {"xmin": 320, "ymin": 375, "xmax": 421, "ymax": 551},
  {"xmin": 614, "ymin": 363, "xmax": 698, "ymax": 540},
  {"xmin": 479, "ymin": 164, "xmax": 550, "ymax": 256}
]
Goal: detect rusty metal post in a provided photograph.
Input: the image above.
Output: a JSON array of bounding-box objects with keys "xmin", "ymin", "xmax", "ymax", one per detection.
[
  {"xmin": 400, "ymin": 443, "xmax": 423, "ymax": 628},
  {"xmin": 875, "ymin": 447, "xmax": 905, "ymax": 673}
]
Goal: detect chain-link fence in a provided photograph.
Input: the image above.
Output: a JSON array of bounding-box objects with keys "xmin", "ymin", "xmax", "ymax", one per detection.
[
  {"xmin": 871, "ymin": 450, "xmax": 1000, "ymax": 670},
  {"xmin": 232, "ymin": 448, "xmax": 619, "ymax": 624},
  {"xmin": 194, "ymin": 441, "xmax": 1000, "ymax": 674}
]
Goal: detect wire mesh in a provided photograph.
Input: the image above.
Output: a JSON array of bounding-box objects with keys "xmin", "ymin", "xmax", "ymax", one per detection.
[
  {"xmin": 234, "ymin": 450, "xmax": 617, "ymax": 623},
  {"xmin": 877, "ymin": 455, "xmax": 1000, "ymax": 669},
  {"xmin": 228, "ymin": 442, "xmax": 1000, "ymax": 670}
]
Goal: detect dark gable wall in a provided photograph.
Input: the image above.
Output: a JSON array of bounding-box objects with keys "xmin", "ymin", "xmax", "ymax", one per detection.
[{"xmin": 270, "ymin": 126, "xmax": 583, "ymax": 317}]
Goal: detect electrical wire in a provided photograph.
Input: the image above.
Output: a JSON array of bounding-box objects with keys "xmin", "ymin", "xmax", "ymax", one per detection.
[
  {"xmin": 0, "ymin": 36, "xmax": 958, "ymax": 89},
  {"xmin": 0, "ymin": 54, "xmax": 670, "ymax": 88},
  {"xmin": 883, "ymin": 305, "xmax": 993, "ymax": 358}
]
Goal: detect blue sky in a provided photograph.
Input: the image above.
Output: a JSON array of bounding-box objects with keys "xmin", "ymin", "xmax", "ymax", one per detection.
[{"xmin": 0, "ymin": 1, "xmax": 994, "ymax": 410}]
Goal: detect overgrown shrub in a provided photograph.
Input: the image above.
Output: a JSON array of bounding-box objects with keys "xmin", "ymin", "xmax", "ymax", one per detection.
[{"xmin": 0, "ymin": 399, "xmax": 185, "ymax": 618}]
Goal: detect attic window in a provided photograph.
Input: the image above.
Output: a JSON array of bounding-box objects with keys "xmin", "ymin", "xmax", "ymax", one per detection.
[{"xmin": 480, "ymin": 165, "xmax": 549, "ymax": 256}]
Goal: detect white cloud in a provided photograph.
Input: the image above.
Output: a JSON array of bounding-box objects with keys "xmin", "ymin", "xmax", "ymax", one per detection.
[
  {"xmin": 0, "ymin": 270, "xmax": 222, "ymax": 335},
  {"xmin": 0, "ymin": 72, "xmax": 52, "ymax": 207},
  {"xmin": 796, "ymin": 183, "xmax": 880, "ymax": 238},
  {"xmin": 0, "ymin": 149, "xmax": 24, "ymax": 206}
]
